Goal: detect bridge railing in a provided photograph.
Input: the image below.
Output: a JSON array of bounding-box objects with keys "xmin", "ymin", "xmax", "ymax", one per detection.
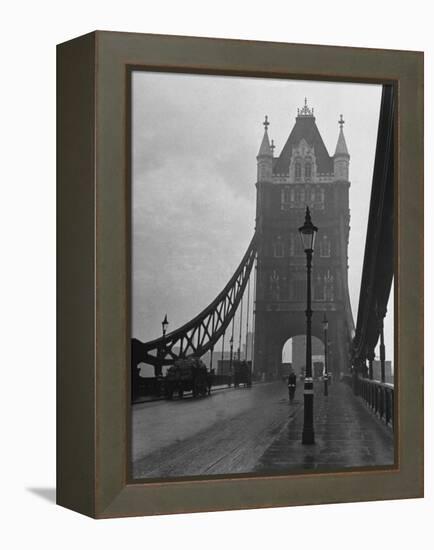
[{"xmin": 355, "ymin": 377, "xmax": 394, "ymax": 429}]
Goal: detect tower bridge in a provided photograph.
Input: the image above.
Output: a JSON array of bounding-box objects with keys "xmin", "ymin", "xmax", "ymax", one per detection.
[
  {"xmin": 131, "ymin": 86, "xmax": 395, "ymax": 476},
  {"xmin": 254, "ymin": 96, "xmax": 353, "ymax": 381}
]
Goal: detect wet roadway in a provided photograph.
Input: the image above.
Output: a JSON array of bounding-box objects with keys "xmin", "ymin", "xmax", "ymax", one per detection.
[{"xmin": 131, "ymin": 380, "xmax": 394, "ymax": 480}]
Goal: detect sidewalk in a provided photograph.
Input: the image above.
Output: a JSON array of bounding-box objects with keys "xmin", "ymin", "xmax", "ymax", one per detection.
[{"xmin": 254, "ymin": 380, "xmax": 394, "ymax": 473}]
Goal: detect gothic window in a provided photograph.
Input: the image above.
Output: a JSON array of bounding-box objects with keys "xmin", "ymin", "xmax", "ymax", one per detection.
[
  {"xmin": 324, "ymin": 270, "xmax": 334, "ymax": 301},
  {"xmin": 269, "ymin": 270, "xmax": 280, "ymax": 300},
  {"xmin": 314, "ymin": 273, "xmax": 325, "ymax": 301},
  {"xmin": 295, "ymin": 162, "xmax": 302, "ymax": 179},
  {"xmin": 289, "ymin": 233, "xmax": 295, "ymax": 256},
  {"xmin": 273, "ymin": 236, "xmax": 284, "ymax": 257},
  {"xmin": 281, "ymin": 276, "xmax": 289, "ymax": 300},
  {"xmin": 281, "ymin": 187, "xmax": 292, "ymax": 211},
  {"xmin": 305, "ymin": 162, "xmax": 312, "ymax": 179},
  {"xmin": 294, "ymin": 234, "xmax": 304, "ymax": 256},
  {"xmin": 319, "ymin": 235, "xmax": 331, "ymax": 257},
  {"xmin": 310, "ymin": 187, "xmax": 315, "ymax": 203},
  {"xmin": 289, "ymin": 278, "xmax": 295, "ymax": 301},
  {"xmin": 295, "ymin": 279, "xmax": 305, "ymax": 301}
]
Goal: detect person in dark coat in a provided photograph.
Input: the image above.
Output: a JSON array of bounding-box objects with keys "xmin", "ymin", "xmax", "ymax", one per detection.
[{"xmin": 287, "ymin": 371, "xmax": 297, "ymax": 401}]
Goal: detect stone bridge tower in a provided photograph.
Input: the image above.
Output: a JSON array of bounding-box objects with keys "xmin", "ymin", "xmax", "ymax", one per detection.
[{"xmin": 253, "ymin": 101, "xmax": 355, "ymax": 379}]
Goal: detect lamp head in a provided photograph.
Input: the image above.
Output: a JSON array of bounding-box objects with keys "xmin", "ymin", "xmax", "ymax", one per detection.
[
  {"xmin": 162, "ymin": 314, "xmax": 169, "ymax": 333},
  {"xmin": 298, "ymin": 206, "xmax": 318, "ymax": 251}
]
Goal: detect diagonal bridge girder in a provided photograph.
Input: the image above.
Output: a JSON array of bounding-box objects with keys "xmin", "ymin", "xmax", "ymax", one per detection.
[{"xmin": 132, "ymin": 233, "xmax": 257, "ymax": 368}]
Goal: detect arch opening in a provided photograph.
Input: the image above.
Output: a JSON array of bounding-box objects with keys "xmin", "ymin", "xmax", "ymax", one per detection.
[{"xmin": 281, "ymin": 335, "xmax": 325, "ymax": 379}]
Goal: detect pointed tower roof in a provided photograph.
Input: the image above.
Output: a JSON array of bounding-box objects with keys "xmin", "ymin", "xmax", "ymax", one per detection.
[
  {"xmin": 273, "ymin": 99, "xmax": 333, "ymax": 174},
  {"xmin": 334, "ymin": 114, "xmax": 349, "ymax": 157},
  {"xmin": 257, "ymin": 115, "xmax": 273, "ymax": 157}
]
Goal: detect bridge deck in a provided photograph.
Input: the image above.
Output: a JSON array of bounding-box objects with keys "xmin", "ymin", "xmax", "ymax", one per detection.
[
  {"xmin": 255, "ymin": 381, "xmax": 394, "ymax": 473},
  {"xmin": 132, "ymin": 380, "xmax": 394, "ymax": 480}
]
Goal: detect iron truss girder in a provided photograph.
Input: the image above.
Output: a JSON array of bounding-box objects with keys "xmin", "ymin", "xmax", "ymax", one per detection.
[{"xmin": 132, "ymin": 234, "xmax": 257, "ymax": 368}]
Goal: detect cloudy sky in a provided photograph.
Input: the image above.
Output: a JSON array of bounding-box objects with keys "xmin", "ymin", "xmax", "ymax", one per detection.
[{"xmin": 132, "ymin": 71, "xmax": 393, "ymax": 363}]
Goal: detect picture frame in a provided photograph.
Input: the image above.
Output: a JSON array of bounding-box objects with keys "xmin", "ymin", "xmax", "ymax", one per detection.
[{"xmin": 57, "ymin": 30, "xmax": 423, "ymax": 518}]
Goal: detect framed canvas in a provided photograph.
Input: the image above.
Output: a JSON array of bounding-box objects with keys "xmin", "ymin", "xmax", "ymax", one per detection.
[{"xmin": 57, "ymin": 31, "xmax": 423, "ymax": 518}]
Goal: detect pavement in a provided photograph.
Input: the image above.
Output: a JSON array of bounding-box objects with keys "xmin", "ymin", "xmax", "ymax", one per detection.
[
  {"xmin": 131, "ymin": 380, "xmax": 394, "ymax": 480},
  {"xmin": 254, "ymin": 381, "xmax": 394, "ymax": 474}
]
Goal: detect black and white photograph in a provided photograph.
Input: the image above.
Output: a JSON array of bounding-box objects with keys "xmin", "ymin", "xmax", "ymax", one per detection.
[
  {"xmin": 3, "ymin": 0, "xmax": 429, "ymax": 541},
  {"xmin": 130, "ymin": 72, "xmax": 395, "ymax": 480}
]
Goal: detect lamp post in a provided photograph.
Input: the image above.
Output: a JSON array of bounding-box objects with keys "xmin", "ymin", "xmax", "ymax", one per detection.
[
  {"xmin": 229, "ymin": 336, "xmax": 234, "ymax": 386},
  {"xmin": 162, "ymin": 314, "xmax": 169, "ymax": 338},
  {"xmin": 298, "ymin": 206, "xmax": 318, "ymax": 445},
  {"xmin": 157, "ymin": 314, "xmax": 169, "ymax": 377},
  {"xmin": 322, "ymin": 313, "xmax": 329, "ymax": 397}
]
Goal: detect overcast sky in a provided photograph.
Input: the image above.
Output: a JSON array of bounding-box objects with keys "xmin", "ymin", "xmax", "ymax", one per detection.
[{"xmin": 132, "ymin": 71, "xmax": 393, "ymax": 363}]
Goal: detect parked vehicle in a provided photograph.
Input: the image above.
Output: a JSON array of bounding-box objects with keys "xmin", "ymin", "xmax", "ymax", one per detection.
[
  {"xmin": 165, "ymin": 358, "xmax": 212, "ymax": 399},
  {"xmin": 232, "ymin": 360, "xmax": 252, "ymax": 388}
]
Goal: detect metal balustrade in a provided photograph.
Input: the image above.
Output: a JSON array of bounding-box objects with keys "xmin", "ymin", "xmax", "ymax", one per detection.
[{"xmin": 355, "ymin": 377, "xmax": 394, "ymax": 429}]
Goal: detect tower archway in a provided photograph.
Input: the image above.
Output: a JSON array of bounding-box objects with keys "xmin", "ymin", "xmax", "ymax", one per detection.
[{"xmin": 281, "ymin": 335, "xmax": 325, "ymax": 379}]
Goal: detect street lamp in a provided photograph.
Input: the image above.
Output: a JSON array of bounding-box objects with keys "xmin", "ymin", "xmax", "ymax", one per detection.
[
  {"xmin": 229, "ymin": 336, "xmax": 234, "ymax": 387},
  {"xmin": 322, "ymin": 313, "xmax": 329, "ymax": 397},
  {"xmin": 157, "ymin": 314, "xmax": 169, "ymax": 378},
  {"xmin": 162, "ymin": 314, "xmax": 169, "ymax": 337},
  {"xmin": 298, "ymin": 206, "xmax": 318, "ymax": 445}
]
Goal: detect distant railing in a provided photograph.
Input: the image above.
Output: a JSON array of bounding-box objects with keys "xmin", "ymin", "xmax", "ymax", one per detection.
[{"xmin": 355, "ymin": 377, "xmax": 394, "ymax": 429}]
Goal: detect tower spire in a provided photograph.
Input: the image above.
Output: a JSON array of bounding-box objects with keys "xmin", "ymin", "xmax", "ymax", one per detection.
[
  {"xmin": 334, "ymin": 114, "xmax": 349, "ymax": 156},
  {"xmin": 257, "ymin": 115, "xmax": 273, "ymax": 182},
  {"xmin": 333, "ymin": 113, "xmax": 349, "ymax": 181},
  {"xmin": 257, "ymin": 115, "xmax": 272, "ymax": 157},
  {"xmin": 263, "ymin": 115, "xmax": 270, "ymax": 131}
]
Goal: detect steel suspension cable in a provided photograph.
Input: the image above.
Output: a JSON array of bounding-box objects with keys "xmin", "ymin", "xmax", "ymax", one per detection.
[
  {"xmin": 251, "ymin": 254, "xmax": 257, "ymax": 373},
  {"xmin": 238, "ymin": 290, "xmax": 243, "ymax": 361},
  {"xmin": 230, "ymin": 314, "xmax": 235, "ymax": 371},
  {"xmin": 244, "ymin": 275, "xmax": 251, "ymax": 361}
]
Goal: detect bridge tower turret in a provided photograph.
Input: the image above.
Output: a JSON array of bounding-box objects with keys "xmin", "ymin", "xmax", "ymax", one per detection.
[
  {"xmin": 253, "ymin": 100, "xmax": 355, "ymax": 380},
  {"xmin": 334, "ymin": 114, "xmax": 350, "ymax": 181},
  {"xmin": 256, "ymin": 115, "xmax": 273, "ymax": 183}
]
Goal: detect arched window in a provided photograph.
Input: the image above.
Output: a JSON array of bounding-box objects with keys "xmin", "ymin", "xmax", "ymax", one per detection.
[
  {"xmin": 294, "ymin": 234, "xmax": 304, "ymax": 256},
  {"xmin": 305, "ymin": 162, "xmax": 312, "ymax": 179},
  {"xmin": 314, "ymin": 273, "xmax": 325, "ymax": 301},
  {"xmin": 300, "ymin": 187, "xmax": 305, "ymax": 203},
  {"xmin": 289, "ymin": 233, "xmax": 295, "ymax": 256},
  {"xmin": 281, "ymin": 276, "xmax": 289, "ymax": 300},
  {"xmin": 273, "ymin": 236, "xmax": 284, "ymax": 257},
  {"xmin": 289, "ymin": 276, "xmax": 295, "ymax": 300},
  {"xmin": 310, "ymin": 187, "xmax": 315, "ymax": 203},
  {"xmin": 269, "ymin": 270, "xmax": 280, "ymax": 300},
  {"xmin": 324, "ymin": 270, "xmax": 334, "ymax": 301},
  {"xmin": 295, "ymin": 278, "xmax": 305, "ymax": 301},
  {"xmin": 295, "ymin": 162, "xmax": 301, "ymax": 179},
  {"xmin": 319, "ymin": 235, "xmax": 331, "ymax": 257},
  {"xmin": 281, "ymin": 187, "xmax": 292, "ymax": 210},
  {"xmin": 294, "ymin": 187, "xmax": 302, "ymax": 203}
]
